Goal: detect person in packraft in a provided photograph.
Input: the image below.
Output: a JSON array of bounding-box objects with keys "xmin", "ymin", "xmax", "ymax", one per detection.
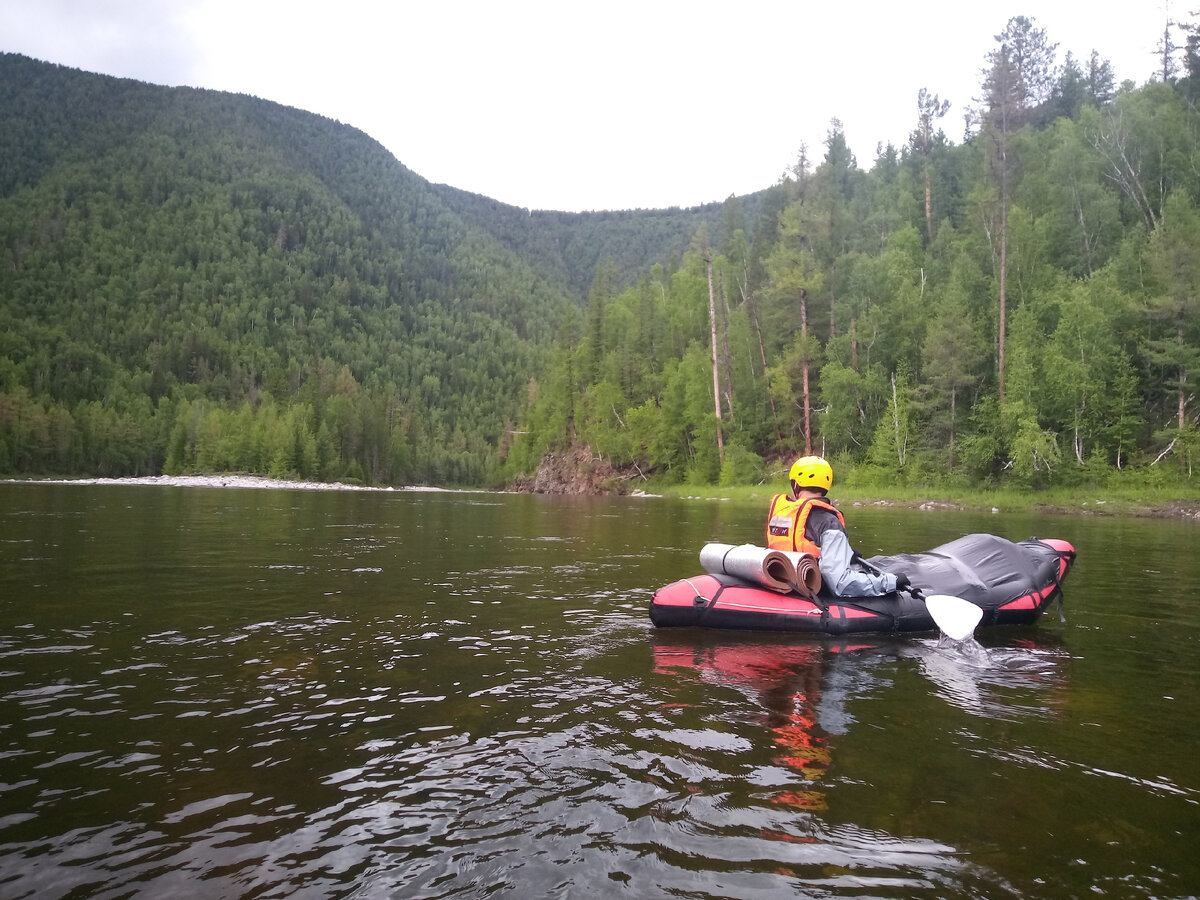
[{"xmin": 766, "ymin": 456, "xmax": 910, "ymax": 598}]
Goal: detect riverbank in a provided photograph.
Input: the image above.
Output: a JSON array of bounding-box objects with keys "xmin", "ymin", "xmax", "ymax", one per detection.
[
  {"xmin": 660, "ymin": 483, "xmax": 1200, "ymax": 520},
  {"xmin": 4, "ymin": 474, "xmax": 452, "ymax": 493},
  {"xmin": 7, "ymin": 474, "xmax": 1200, "ymax": 519}
]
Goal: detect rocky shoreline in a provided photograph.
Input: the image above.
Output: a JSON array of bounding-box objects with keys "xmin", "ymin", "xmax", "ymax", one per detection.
[
  {"xmin": 7, "ymin": 474, "xmax": 448, "ymax": 492},
  {"xmin": 845, "ymin": 495, "xmax": 1200, "ymax": 520},
  {"xmin": 7, "ymin": 474, "xmax": 1200, "ymax": 519}
]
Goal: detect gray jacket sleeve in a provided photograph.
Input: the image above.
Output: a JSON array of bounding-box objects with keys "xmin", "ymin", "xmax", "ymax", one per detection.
[{"xmin": 818, "ymin": 529, "xmax": 898, "ymax": 597}]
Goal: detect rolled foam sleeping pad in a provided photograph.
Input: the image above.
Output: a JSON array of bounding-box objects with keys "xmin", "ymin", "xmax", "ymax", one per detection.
[{"xmin": 698, "ymin": 542, "xmax": 822, "ymax": 597}]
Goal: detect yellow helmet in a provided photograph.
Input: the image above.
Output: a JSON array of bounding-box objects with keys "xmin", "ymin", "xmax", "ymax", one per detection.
[{"xmin": 789, "ymin": 455, "xmax": 833, "ymax": 494}]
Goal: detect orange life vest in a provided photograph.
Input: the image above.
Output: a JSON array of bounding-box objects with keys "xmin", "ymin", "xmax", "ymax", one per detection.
[{"xmin": 766, "ymin": 494, "xmax": 845, "ymax": 555}]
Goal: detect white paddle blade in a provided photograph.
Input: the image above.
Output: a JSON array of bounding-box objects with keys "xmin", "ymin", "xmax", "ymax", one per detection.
[{"xmin": 925, "ymin": 594, "xmax": 983, "ymax": 641}]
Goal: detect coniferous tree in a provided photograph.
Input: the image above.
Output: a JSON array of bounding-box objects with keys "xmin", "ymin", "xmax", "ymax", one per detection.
[
  {"xmin": 1148, "ymin": 193, "xmax": 1200, "ymax": 436},
  {"xmin": 981, "ymin": 41, "xmax": 1023, "ymax": 402},
  {"xmin": 915, "ymin": 88, "xmax": 951, "ymax": 244}
]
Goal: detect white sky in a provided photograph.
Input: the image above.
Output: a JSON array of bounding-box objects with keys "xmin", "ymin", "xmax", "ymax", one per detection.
[{"xmin": 0, "ymin": 0, "xmax": 1172, "ymax": 212}]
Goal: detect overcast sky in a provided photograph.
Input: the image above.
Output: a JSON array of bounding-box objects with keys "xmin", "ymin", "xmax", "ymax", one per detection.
[{"xmin": 0, "ymin": 0, "xmax": 1171, "ymax": 212}]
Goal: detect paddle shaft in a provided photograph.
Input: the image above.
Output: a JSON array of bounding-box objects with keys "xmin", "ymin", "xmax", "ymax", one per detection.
[{"xmin": 852, "ymin": 553, "xmax": 923, "ymax": 600}]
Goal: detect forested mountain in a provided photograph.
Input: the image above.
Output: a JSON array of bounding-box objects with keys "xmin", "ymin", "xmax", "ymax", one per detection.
[
  {"xmin": 431, "ymin": 185, "xmax": 748, "ymax": 299},
  {"xmin": 502, "ymin": 16, "xmax": 1200, "ymax": 493},
  {"xmin": 0, "ymin": 53, "xmax": 725, "ymax": 484},
  {"xmin": 6, "ymin": 11, "xmax": 1200, "ymax": 496}
]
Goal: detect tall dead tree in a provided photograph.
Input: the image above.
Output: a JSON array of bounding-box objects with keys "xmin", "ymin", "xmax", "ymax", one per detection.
[
  {"xmin": 800, "ymin": 287, "xmax": 812, "ymax": 454},
  {"xmin": 982, "ymin": 44, "xmax": 1021, "ymax": 404},
  {"xmin": 705, "ymin": 249, "xmax": 724, "ymax": 458},
  {"xmin": 916, "ymin": 88, "xmax": 951, "ymax": 244},
  {"xmin": 982, "ymin": 16, "xmax": 1058, "ymax": 403},
  {"xmin": 718, "ymin": 269, "xmax": 735, "ymax": 420}
]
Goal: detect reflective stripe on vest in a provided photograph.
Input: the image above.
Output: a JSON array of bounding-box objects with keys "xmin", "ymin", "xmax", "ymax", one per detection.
[{"xmin": 766, "ymin": 494, "xmax": 845, "ymax": 555}]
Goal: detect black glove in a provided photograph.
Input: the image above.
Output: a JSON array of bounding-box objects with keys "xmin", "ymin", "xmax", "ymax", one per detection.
[{"xmin": 895, "ymin": 573, "xmax": 912, "ymax": 593}]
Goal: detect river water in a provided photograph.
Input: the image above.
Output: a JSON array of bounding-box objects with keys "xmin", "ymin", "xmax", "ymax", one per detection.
[{"xmin": 0, "ymin": 483, "xmax": 1197, "ymax": 899}]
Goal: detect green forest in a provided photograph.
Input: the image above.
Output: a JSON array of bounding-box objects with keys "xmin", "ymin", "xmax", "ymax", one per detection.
[
  {"xmin": 4, "ymin": 13, "xmax": 1200, "ymax": 495},
  {"xmin": 0, "ymin": 52, "xmax": 720, "ymax": 485},
  {"xmin": 503, "ymin": 16, "xmax": 1200, "ymax": 494}
]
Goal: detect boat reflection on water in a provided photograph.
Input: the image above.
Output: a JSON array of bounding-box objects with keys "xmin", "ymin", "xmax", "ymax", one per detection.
[
  {"xmin": 651, "ymin": 631, "xmax": 1071, "ymax": 818},
  {"xmin": 652, "ymin": 637, "xmax": 863, "ymax": 816}
]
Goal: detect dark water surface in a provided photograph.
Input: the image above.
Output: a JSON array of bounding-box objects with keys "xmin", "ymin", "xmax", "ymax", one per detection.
[{"xmin": 0, "ymin": 483, "xmax": 1197, "ymax": 898}]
